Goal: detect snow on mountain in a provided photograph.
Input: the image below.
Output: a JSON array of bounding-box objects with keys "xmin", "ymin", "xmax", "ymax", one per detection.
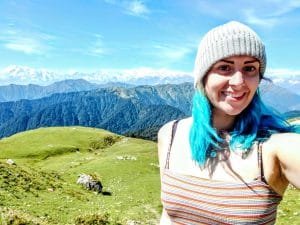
[
  {"xmin": 0, "ymin": 65, "xmax": 58, "ymax": 85},
  {"xmin": 0, "ymin": 65, "xmax": 193, "ymax": 86},
  {"xmin": 1, "ymin": 65, "xmax": 300, "ymax": 96},
  {"xmin": 267, "ymin": 69, "xmax": 300, "ymax": 95},
  {"xmin": 270, "ymin": 76, "xmax": 300, "ymax": 95}
]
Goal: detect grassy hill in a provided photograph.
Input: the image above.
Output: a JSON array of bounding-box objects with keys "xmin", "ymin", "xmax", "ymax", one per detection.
[
  {"xmin": 0, "ymin": 127, "xmax": 161, "ymax": 224},
  {"xmin": 0, "ymin": 126, "xmax": 299, "ymax": 224}
]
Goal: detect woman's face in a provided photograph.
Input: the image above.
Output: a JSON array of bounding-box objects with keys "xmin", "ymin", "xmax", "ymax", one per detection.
[{"xmin": 203, "ymin": 55, "xmax": 260, "ymax": 117}]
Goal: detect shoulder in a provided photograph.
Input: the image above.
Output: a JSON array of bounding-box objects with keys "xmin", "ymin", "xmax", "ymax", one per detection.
[
  {"xmin": 262, "ymin": 132, "xmax": 300, "ymax": 164},
  {"xmin": 157, "ymin": 120, "xmax": 175, "ymax": 143},
  {"xmin": 262, "ymin": 132, "xmax": 300, "ymax": 193},
  {"xmin": 263, "ymin": 132, "xmax": 300, "ymax": 152},
  {"xmin": 157, "ymin": 117, "xmax": 192, "ymax": 161},
  {"xmin": 158, "ymin": 117, "xmax": 192, "ymax": 144}
]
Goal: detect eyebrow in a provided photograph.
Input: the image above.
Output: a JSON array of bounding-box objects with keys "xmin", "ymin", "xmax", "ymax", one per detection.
[
  {"xmin": 220, "ymin": 59, "xmax": 233, "ymax": 64},
  {"xmin": 220, "ymin": 59, "xmax": 259, "ymax": 64},
  {"xmin": 244, "ymin": 59, "xmax": 259, "ymax": 64}
]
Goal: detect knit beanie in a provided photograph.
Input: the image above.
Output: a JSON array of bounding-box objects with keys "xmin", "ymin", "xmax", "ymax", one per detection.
[{"xmin": 194, "ymin": 21, "xmax": 266, "ymax": 89}]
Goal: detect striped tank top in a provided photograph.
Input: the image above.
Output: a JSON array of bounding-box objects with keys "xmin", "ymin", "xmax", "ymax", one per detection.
[{"xmin": 161, "ymin": 120, "xmax": 282, "ymax": 225}]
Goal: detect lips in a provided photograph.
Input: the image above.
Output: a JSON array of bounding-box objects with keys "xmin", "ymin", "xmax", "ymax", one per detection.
[{"xmin": 222, "ymin": 91, "xmax": 246, "ymax": 101}]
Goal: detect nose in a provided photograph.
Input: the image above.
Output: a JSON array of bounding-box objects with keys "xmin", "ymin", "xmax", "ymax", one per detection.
[{"xmin": 229, "ymin": 71, "xmax": 244, "ymax": 86}]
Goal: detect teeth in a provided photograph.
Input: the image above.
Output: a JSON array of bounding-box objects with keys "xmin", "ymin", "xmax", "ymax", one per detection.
[{"xmin": 223, "ymin": 92, "xmax": 244, "ymax": 98}]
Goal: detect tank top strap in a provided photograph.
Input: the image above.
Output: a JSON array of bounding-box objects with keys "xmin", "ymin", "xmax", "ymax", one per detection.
[
  {"xmin": 164, "ymin": 120, "xmax": 180, "ymax": 169},
  {"xmin": 257, "ymin": 141, "xmax": 267, "ymax": 183}
]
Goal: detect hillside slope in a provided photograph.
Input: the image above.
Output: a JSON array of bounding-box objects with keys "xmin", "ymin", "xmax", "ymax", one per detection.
[{"xmin": 0, "ymin": 127, "xmax": 161, "ymax": 224}]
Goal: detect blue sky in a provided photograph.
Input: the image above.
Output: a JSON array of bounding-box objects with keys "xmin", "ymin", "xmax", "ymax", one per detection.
[{"xmin": 1, "ymin": 0, "xmax": 300, "ymax": 76}]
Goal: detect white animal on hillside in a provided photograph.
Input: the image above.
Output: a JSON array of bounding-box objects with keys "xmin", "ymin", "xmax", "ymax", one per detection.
[
  {"xmin": 77, "ymin": 174, "xmax": 93, "ymax": 185},
  {"xmin": 6, "ymin": 159, "xmax": 16, "ymax": 165},
  {"xmin": 77, "ymin": 173, "xmax": 103, "ymax": 193}
]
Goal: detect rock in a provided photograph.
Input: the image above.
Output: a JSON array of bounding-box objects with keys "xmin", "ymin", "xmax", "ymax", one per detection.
[{"xmin": 6, "ymin": 159, "xmax": 16, "ymax": 165}]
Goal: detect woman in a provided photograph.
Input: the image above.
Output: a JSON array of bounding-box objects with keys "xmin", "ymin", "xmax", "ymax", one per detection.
[{"xmin": 158, "ymin": 21, "xmax": 300, "ymax": 225}]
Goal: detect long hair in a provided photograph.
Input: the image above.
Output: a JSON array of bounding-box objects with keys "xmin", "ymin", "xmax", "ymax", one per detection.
[{"xmin": 189, "ymin": 89, "xmax": 299, "ymax": 166}]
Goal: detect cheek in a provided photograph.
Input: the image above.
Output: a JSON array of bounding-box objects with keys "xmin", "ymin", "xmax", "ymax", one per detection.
[
  {"xmin": 205, "ymin": 73, "xmax": 221, "ymax": 86},
  {"xmin": 204, "ymin": 83, "xmax": 222, "ymax": 105},
  {"xmin": 246, "ymin": 77, "xmax": 260, "ymax": 91},
  {"xmin": 204, "ymin": 76, "xmax": 226, "ymax": 96}
]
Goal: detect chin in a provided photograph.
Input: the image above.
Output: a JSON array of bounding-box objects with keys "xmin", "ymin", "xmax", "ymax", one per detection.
[
  {"xmin": 226, "ymin": 111, "xmax": 242, "ymax": 116},
  {"xmin": 214, "ymin": 101, "xmax": 251, "ymax": 117},
  {"xmin": 222, "ymin": 106, "xmax": 246, "ymax": 116}
]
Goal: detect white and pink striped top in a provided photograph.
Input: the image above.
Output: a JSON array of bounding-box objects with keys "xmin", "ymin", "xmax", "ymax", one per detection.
[{"xmin": 161, "ymin": 120, "xmax": 282, "ymax": 225}]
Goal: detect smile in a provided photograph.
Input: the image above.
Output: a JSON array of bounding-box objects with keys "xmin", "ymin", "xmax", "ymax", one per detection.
[{"xmin": 222, "ymin": 91, "xmax": 246, "ymax": 101}]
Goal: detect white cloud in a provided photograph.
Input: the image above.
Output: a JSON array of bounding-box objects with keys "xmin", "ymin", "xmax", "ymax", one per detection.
[
  {"xmin": 265, "ymin": 0, "xmax": 300, "ymax": 16},
  {"xmin": 243, "ymin": 10, "xmax": 279, "ymax": 28},
  {"xmin": 125, "ymin": 0, "xmax": 150, "ymax": 17},
  {"xmin": 153, "ymin": 44, "xmax": 193, "ymax": 61},
  {"xmin": 103, "ymin": 0, "xmax": 150, "ymax": 17},
  {"xmin": 243, "ymin": 0, "xmax": 300, "ymax": 27},
  {"xmin": 0, "ymin": 28, "xmax": 55, "ymax": 55},
  {"xmin": 86, "ymin": 34, "xmax": 107, "ymax": 56},
  {"xmin": 193, "ymin": 0, "xmax": 300, "ymax": 28},
  {"xmin": 69, "ymin": 33, "xmax": 108, "ymax": 57},
  {"xmin": 4, "ymin": 37, "xmax": 43, "ymax": 54}
]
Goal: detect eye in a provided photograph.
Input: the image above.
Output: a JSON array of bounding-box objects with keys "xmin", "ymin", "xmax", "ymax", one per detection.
[
  {"xmin": 243, "ymin": 66, "xmax": 256, "ymax": 72},
  {"xmin": 212, "ymin": 64, "xmax": 233, "ymax": 76},
  {"xmin": 209, "ymin": 64, "xmax": 233, "ymax": 75},
  {"xmin": 218, "ymin": 65, "xmax": 231, "ymax": 72}
]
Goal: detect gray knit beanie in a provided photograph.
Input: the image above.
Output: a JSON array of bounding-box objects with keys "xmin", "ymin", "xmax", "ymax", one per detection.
[{"xmin": 194, "ymin": 21, "xmax": 266, "ymax": 89}]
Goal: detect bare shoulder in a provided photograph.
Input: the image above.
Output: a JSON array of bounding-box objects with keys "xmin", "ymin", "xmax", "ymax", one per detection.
[
  {"xmin": 262, "ymin": 132, "xmax": 300, "ymax": 166},
  {"xmin": 157, "ymin": 117, "xmax": 192, "ymax": 166},
  {"xmin": 158, "ymin": 120, "xmax": 175, "ymax": 143},
  {"xmin": 158, "ymin": 117, "xmax": 192, "ymax": 144},
  {"xmin": 157, "ymin": 120, "xmax": 176, "ymax": 166},
  {"xmin": 263, "ymin": 132, "xmax": 300, "ymax": 152},
  {"xmin": 262, "ymin": 132, "xmax": 300, "ymax": 193}
]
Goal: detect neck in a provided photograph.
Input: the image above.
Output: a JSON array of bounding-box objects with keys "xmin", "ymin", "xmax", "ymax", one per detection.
[{"xmin": 212, "ymin": 109, "xmax": 236, "ymax": 131}]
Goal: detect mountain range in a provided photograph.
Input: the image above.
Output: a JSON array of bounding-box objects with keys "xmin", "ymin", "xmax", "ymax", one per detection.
[
  {"xmin": 1, "ymin": 65, "xmax": 300, "ymax": 95},
  {"xmin": 0, "ymin": 80, "xmax": 299, "ymax": 140},
  {"xmin": 1, "ymin": 78, "xmax": 300, "ymax": 111},
  {"xmin": 0, "ymin": 79, "xmax": 134, "ymax": 102},
  {"xmin": 0, "ymin": 65, "xmax": 193, "ymax": 86},
  {"xmin": 0, "ymin": 83, "xmax": 194, "ymax": 140},
  {"xmin": 271, "ymin": 75, "xmax": 300, "ymax": 95}
]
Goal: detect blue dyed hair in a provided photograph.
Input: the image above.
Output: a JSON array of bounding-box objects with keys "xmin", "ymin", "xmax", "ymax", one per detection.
[{"xmin": 189, "ymin": 89, "xmax": 300, "ymax": 166}]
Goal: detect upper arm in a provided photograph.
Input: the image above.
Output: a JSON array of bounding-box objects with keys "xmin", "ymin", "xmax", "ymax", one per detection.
[{"xmin": 264, "ymin": 133, "xmax": 300, "ymax": 190}]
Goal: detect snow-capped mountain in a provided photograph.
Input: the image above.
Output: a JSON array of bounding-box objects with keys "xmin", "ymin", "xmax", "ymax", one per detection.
[
  {"xmin": 0, "ymin": 65, "xmax": 193, "ymax": 86},
  {"xmin": 0, "ymin": 65, "xmax": 58, "ymax": 85},
  {"xmin": 271, "ymin": 75, "xmax": 300, "ymax": 95},
  {"xmin": 1, "ymin": 65, "xmax": 300, "ymax": 96},
  {"xmin": 266, "ymin": 69, "xmax": 300, "ymax": 95}
]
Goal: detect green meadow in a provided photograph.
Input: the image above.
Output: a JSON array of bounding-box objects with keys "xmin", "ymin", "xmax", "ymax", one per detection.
[{"xmin": 0, "ymin": 126, "xmax": 299, "ymax": 224}]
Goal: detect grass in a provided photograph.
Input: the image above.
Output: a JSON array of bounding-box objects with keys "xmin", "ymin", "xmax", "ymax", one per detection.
[
  {"xmin": 277, "ymin": 186, "xmax": 300, "ymax": 225},
  {"xmin": 0, "ymin": 127, "xmax": 161, "ymax": 224},
  {"xmin": 0, "ymin": 126, "xmax": 299, "ymax": 224}
]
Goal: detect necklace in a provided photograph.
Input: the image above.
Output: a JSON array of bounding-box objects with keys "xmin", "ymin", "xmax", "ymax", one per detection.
[{"xmin": 208, "ymin": 130, "xmax": 231, "ymax": 160}]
